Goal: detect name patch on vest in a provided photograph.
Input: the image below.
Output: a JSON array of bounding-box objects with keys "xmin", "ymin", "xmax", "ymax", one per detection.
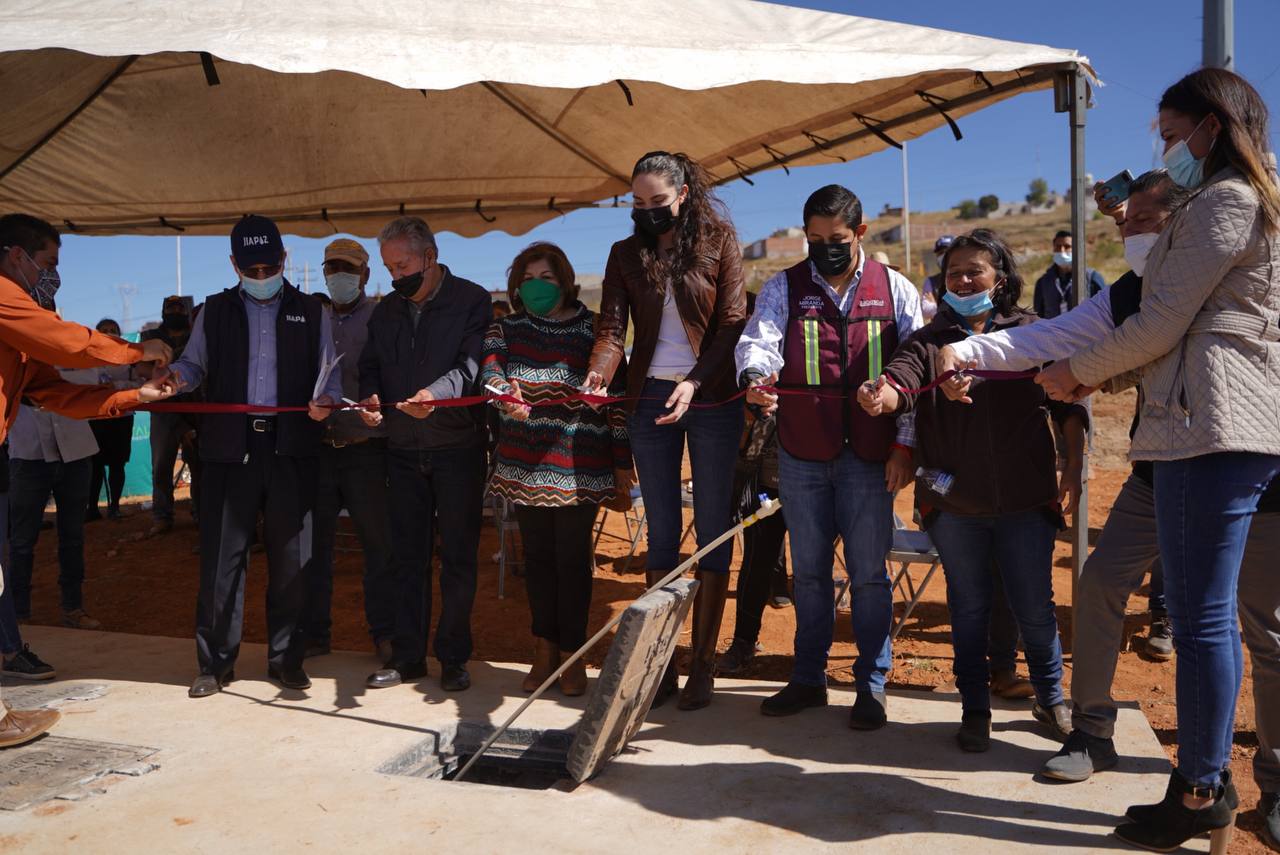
[
  {"xmin": 798, "ymin": 296, "xmax": 824, "ymax": 310},
  {"xmin": 859, "ymin": 298, "xmax": 886, "ymax": 308},
  {"xmin": 284, "ymin": 314, "xmax": 307, "ymax": 323}
]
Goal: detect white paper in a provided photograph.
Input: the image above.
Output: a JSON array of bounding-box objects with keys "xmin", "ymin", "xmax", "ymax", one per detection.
[{"xmin": 312, "ymin": 352, "xmax": 343, "ymax": 400}]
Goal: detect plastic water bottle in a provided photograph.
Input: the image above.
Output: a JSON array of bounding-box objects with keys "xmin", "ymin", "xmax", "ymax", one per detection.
[{"xmin": 916, "ymin": 467, "xmax": 955, "ymax": 497}]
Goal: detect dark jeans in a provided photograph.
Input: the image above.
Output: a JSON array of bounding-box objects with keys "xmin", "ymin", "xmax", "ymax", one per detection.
[
  {"xmin": 151, "ymin": 411, "xmax": 200, "ymax": 523},
  {"xmin": 9, "ymin": 457, "xmax": 92, "ymax": 615},
  {"xmin": 89, "ymin": 457, "xmax": 126, "ymax": 514},
  {"xmin": 627, "ymin": 379, "xmax": 743, "ymax": 574},
  {"xmin": 1153, "ymin": 451, "xmax": 1280, "ymax": 788},
  {"xmin": 987, "ymin": 564, "xmax": 1022, "ymax": 674},
  {"xmin": 387, "ymin": 445, "xmax": 485, "ymax": 666},
  {"xmin": 928, "ymin": 508, "xmax": 1065, "ymax": 713},
  {"xmin": 305, "ymin": 441, "xmax": 396, "ymax": 646},
  {"xmin": 733, "ymin": 487, "xmax": 788, "ymax": 646},
  {"xmin": 778, "ymin": 446, "xmax": 893, "ymax": 692},
  {"xmin": 513, "ymin": 502, "xmax": 597, "ymax": 652},
  {"xmin": 0, "ymin": 491, "xmax": 21, "ymax": 656},
  {"xmin": 195, "ymin": 432, "xmax": 316, "ymax": 675},
  {"xmin": 1149, "ymin": 559, "xmax": 1166, "ymax": 616}
]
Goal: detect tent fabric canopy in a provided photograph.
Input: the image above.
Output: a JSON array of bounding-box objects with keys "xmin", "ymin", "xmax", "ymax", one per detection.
[{"xmin": 0, "ymin": 0, "xmax": 1093, "ymax": 238}]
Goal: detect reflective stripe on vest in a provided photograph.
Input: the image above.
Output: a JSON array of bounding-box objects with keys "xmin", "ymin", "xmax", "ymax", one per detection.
[
  {"xmin": 866, "ymin": 319, "xmax": 882, "ymax": 379},
  {"xmin": 803, "ymin": 317, "xmax": 821, "ymax": 385}
]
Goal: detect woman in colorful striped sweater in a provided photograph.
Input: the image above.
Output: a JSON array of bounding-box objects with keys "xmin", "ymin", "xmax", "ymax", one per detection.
[{"xmin": 481, "ymin": 242, "xmax": 633, "ymax": 696}]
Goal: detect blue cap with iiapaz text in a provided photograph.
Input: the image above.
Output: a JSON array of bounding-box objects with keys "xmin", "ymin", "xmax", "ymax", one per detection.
[{"xmin": 230, "ymin": 214, "xmax": 284, "ymax": 268}]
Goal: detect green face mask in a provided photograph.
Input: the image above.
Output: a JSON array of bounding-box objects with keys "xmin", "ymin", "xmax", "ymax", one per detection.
[{"xmin": 519, "ymin": 277, "xmax": 561, "ymax": 316}]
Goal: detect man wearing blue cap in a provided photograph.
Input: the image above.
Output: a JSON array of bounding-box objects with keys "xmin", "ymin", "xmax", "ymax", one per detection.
[{"xmin": 148, "ymin": 214, "xmax": 343, "ymax": 697}]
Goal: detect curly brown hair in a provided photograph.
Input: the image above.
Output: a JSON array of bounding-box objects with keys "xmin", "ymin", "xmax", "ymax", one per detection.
[
  {"xmin": 506, "ymin": 241, "xmax": 579, "ymax": 312},
  {"xmin": 631, "ymin": 151, "xmax": 733, "ymax": 293}
]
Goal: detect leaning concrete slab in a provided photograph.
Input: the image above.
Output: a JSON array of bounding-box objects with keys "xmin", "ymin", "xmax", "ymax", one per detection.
[
  {"xmin": 0, "ymin": 627, "xmax": 1205, "ymax": 853},
  {"xmin": 567, "ymin": 577, "xmax": 697, "ymax": 782}
]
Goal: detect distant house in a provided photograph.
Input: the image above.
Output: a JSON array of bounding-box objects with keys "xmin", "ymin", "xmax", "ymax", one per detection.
[
  {"xmin": 876, "ymin": 222, "xmax": 955, "ymax": 244},
  {"xmin": 743, "ymin": 226, "xmax": 806, "ymax": 260}
]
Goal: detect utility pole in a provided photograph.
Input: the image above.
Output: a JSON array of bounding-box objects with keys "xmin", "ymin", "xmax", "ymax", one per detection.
[
  {"xmin": 901, "ymin": 142, "xmax": 911, "ymax": 275},
  {"xmin": 1203, "ymin": 0, "xmax": 1234, "ymax": 70},
  {"xmin": 303, "ymin": 262, "xmax": 310, "ymax": 294},
  {"xmin": 176, "ymin": 236, "xmax": 183, "ymax": 297}
]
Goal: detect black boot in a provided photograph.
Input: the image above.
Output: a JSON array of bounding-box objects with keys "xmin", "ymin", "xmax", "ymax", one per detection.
[
  {"xmin": 1126, "ymin": 767, "xmax": 1239, "ymax": 823},
  {"xmin": 648, "ymin": 570, "xmax": 680, "ymax": 708},
  {"xmin": 1115, "ymin": 770, "xmax": 1237, "ymax": 854},
  {"xmin": 678, "ymin": 571, "xmax": 729, "ymax": 711}
]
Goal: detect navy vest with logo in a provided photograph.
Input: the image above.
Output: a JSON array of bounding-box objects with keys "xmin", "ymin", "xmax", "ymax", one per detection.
[
  {"xmin": 776, "ymin": 259, "xmax": 899, "ymax": 462},
  {"xmin": 199, "ymin": 283, "xmax": 323, "ymax": 463}
]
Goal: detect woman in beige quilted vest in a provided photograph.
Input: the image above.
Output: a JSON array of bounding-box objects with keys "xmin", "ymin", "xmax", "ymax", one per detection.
[{"xmin": 1039, "ymin": 68, "xmax": 1280, "ymax": 853}]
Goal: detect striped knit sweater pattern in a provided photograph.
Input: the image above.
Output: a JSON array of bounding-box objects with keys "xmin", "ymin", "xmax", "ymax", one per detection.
[{"xmin": 480, "ymin": 304, "xmax": 631, "ymax": 507}]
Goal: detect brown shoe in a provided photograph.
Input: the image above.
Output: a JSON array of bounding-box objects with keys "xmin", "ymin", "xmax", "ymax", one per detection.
[
  {"xmin": 678, "ymin": 570, "xmax": 730, "ymax": 711},
  {"xmin": 559, "ymin": 657, "xmax": 588, "ymax": 697},
  {"xmin": 522, "ymin": 637, "xmax": 560, "ymax": 693},
  {"xmin": 990, "ymin": 668, "xmax": 1035, "ymax": 700},
  {"xmin": 0, "ymin": 707, "xmax": 61, "ymax": 749},
  {"xmin": 62, "ymin": 608, "xmax": 102, "ymax": 630}
]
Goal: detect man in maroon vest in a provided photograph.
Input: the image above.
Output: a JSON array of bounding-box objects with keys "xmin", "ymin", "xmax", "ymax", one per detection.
[{"xmin": 735, "ymin": 185, "xmax": 922, "ymax": 728}]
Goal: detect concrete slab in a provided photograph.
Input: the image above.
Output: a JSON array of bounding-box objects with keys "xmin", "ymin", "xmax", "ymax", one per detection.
[{"xmin": 0, "ymin": 626, "xmax": 1202, "ymax": 853}]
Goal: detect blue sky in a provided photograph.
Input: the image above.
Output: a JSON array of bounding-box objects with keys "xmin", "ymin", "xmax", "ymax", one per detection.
[{"xmin": 55, "ymin": 0, "xmax": 1280, "ymax": 330}]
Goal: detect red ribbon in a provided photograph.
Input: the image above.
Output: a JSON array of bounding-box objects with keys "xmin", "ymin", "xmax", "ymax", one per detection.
[{"xmin": 135, "ymin": 370, "xmax": 1037, "ymax": 415}]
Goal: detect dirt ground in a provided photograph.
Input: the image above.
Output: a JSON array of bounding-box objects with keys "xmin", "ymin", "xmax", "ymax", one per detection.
[{"xmin": 18, "ymin": 387, "xmax": 1271, "ymax": 852}]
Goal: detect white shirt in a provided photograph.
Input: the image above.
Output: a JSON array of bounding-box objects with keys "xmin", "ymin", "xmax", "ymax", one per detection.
[
  {"xmin": 9, "ymin": 367, "xmax": 101, "ymax": 463},
  {"xmin": 948, "ymin": 288, "xmax": 1116, "ymax": 371},
  {"xmin": 648, "ymin": 289, "xmax": 697, "ymax": 377}
]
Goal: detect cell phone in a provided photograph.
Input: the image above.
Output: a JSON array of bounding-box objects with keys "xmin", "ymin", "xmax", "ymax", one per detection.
[{"xmin": 1099, "ymin": 169, "xmax": 1135, "ymax": 206}]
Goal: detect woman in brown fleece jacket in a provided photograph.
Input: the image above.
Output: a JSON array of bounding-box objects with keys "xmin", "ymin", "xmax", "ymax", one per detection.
[{"xmin": 858, "ymin": 229, "xmax": 1087, "ymax": 753}]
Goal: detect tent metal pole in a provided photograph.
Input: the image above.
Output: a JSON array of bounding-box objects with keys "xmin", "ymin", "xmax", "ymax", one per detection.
[{"xmin": 1066, "ymin": 66, "xmax": 1090, "ymax": 648}]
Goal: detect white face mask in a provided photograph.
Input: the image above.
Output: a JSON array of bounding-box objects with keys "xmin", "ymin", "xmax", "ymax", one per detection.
[
  {"xmin": 1123, "ymin": 232, "xmax": 1160, "ymax": 277},
  {"xmin": 1052, "ymin": 250, "xmax": 1072, "ymax": 269}
]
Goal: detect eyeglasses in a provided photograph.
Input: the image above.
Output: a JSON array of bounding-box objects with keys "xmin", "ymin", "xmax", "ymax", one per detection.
[{"xmin": 241, "ymin": 264, "xmax": 283, "ymax": 279}]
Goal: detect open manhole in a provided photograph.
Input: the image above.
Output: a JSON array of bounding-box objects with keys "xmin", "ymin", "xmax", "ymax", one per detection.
[{"xmin": 379, "ymin": 578, "xmax": 699, "ymax": 789}]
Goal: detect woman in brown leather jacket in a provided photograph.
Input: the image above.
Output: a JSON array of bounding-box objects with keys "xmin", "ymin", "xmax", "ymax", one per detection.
[{"xmin": 585, "ymin": 151, "xmax": 747, "ymax": 711}]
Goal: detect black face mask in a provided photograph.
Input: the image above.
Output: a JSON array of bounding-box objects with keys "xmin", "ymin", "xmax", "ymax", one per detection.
[
  {"xmin": 631, "ymin": 205, "xmax": 676, "ymax": 237},
  {"xmin": 161, "ymin": 312, "xmax": 189, "ymax": 331},
  {"xmin": 808, "ymin": 241, "xmax": 854, "ymax": 278},
  {"xmin": 391, "ymin": 271, "xmax": 424, "ymax": 299}
]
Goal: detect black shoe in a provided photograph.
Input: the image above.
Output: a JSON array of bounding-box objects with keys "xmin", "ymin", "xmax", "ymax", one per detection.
[
  {"xmin": 1, "ymin": 645, "xmax": 56, "ymax": 681},
  {"xmin": 441, "ymin": 664, "xmax": 471, "ymax": 692},
  {"xmin": 651, "ymin": 661, "xmax": 679, "ymax": 709},
  {"xmin": 1042, "ymin": 729, "xmax": 1119, "ymax": 782},
  {"xmin": 956, "ymin": 710, "xmax": 992, "ymax": 752},
  {"xmin": 1032, "ymin": 700, "xmax": 1072, "ymax": 742},
  {"xmin": 188, "ymin": 670, "xmax": 235, "ymax": 698},
  {"xmin": 268, "ymin": 665, "xmax": 311, "ymax": 691},
  {"xmin": 1127, "ymin": 768, "xmax": 1240, "ymax": 823},
  {"xmin": 1259, "ymin": 791, "xmax": 1279, "ymax": 851},
  {"xmin": 760, "ymin": 682, "xmax": 828, "ymax": 717},
  {"xmin": 367, "ymin": 660, "xmax": 427, "ymax": 689},
  {"xmin": 1114, "ymin": 770, "xmax": 1236, "ymax": 853},
  {"xmin": 84, "ymin": 508, "xmax": 103, "ymax": 523},
  {"xmin": 304, "ymin": 641, "xmax": 331, "ymax": 659},
  {"xmin": 849, "ymin": 691, "xmax": 888, "ymax": 731},
  {"xmin": 716, "ymin": 639, "xmax": 760, "ymax": 676}
]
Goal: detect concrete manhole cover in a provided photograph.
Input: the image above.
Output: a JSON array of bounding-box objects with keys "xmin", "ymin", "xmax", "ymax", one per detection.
[{"xmin": 0, "ymin": 736, "xmax": 158, "ymax": 810}]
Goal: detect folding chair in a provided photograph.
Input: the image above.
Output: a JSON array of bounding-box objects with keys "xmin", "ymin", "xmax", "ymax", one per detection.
[
  {"xmin": 592, "ymin": 486, "xmax": 646, "ymax": 574},
  {"xmin": 835, "ymin": 515, "xmax": 943, "ymax": 640}
]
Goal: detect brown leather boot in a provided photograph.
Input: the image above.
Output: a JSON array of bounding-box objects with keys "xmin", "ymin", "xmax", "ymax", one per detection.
[
  {"xmin": 0, "ymin": 706, "xmax": 61, "ymax": 749},
  {"xmin": 648, "ymin": 570, "xmax": 681, "ymax": 708},
  {"xmin": 678, "ymin": 570, "xmax": 730, "ymax": 711},
  {"xmin": 521, "ymin": 637, "xmax": 560, "ymax": 693},
  {"xmin": 559, "ymin": 657, "xmax": 588, "ymax": 697}
]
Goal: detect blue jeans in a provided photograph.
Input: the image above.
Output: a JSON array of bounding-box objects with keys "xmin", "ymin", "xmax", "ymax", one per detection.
[
  {"xmin": 778, "ymin": 447, "xmax": 893, "ymax": 691},
  {"xmin": 928, "ymin": 509, "xmax": 1064, "ymax": 712},
  {"xmin": 1153, "ymin": 451, "xmax": 1280, "ymax": 789},
  {"xmin": 627, "ymin": 379, "xmax": 743, "ymax": 574},
  {"xmin": 8, "ymin": 457, "xmax": 91, "ymax": 615}
]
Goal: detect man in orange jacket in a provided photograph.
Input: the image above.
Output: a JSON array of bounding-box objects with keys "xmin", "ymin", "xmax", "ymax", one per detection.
[{"xmin": 0, "ymin": 213, "xmax": 175, "ymax": 749}]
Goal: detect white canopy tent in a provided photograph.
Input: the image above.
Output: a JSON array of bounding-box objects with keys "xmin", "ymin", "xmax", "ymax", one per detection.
[
  {"xmin": 0, "ymin": 0, "xmax": 1094, "ymax": 238},
  {"xmin": 0, "ymin": 0, "xmax": 1098, "ymax": 596}
]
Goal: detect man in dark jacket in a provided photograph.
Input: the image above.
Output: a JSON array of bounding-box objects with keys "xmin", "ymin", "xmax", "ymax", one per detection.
[
  {"xmin": 358, "ymin": 216, "xmax": 491, "ymax": 693},
  {"xmin": 1032, "ymin": 230, "xmax": 1106, "ymax": 319}
]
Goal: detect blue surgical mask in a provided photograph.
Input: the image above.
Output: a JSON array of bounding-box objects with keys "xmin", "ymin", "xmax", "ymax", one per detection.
[
  {"xmin": 324, "ymin": 272, "xmax": 362, "ymax": 305},
  {"xmin": 1052, "ymin": 250, "xmax": 1072, "ymax": 269},
  {"xmin": 241, "ymin": 271, "xmax": 284, "ymax": 300},
  {"xmin": 1163, "ymin": 116, "xmax": 1214, "ymax": 188},
  {"xmin": 942, "ymin": 288, "xmax": 995, "ymax": 318}
]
